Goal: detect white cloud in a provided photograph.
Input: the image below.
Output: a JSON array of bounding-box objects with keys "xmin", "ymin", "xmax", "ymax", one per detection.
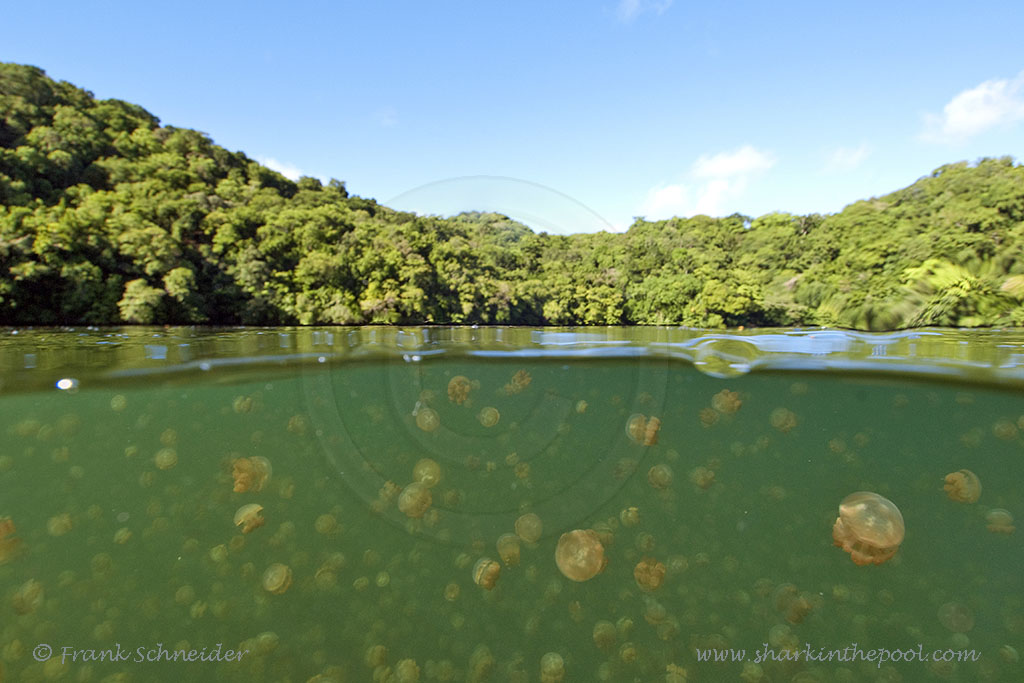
[
  {"xmin": 824, "ymin": 143, "xmax": 871, "ymax": 171},
  {"xmin": 639, "ymin": 145, "xmax": 775, "ymax": 219},
  {"xmin": 255, "ymin": 156, "xmax": 304, "ymax": 181},
  {"xmin": 616, "ymin": 0, "xmax": 673, "ymax": 22},
  {"xmin": 922, "ymin": 71, "xmax": 1024, "ymax": 142}
]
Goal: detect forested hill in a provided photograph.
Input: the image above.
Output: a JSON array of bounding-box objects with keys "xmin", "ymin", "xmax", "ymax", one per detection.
[{"xmin": 2, "ymin": 63, "xmax": 1024, "ymax": 329}]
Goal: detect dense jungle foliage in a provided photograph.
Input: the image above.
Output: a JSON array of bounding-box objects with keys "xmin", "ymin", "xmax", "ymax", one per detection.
[{"xmin": 2, "ymin": 63, "xmax": 1024, "ymax": 329}]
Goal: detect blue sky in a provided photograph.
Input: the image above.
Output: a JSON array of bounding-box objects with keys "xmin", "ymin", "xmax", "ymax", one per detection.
[{"xmin": 6, "ymin": 1, "xmax": 1024, "ymax": 233}]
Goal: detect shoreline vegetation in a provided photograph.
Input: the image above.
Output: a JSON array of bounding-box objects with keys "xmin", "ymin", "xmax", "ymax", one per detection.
[{"xmin": 2, "ymin": 63, "xmax": 1023, "ymax": 330}]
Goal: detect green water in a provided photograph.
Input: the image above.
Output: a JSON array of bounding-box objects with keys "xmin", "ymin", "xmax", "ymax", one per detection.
[{"xmin": 0, "ymin": 327, "xmax": 1022, "ymax": 682}]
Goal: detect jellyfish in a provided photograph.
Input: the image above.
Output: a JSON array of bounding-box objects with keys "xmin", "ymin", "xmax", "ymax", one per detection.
[
  {"xmin": 413, "ymin": 404, "xmax": 440, "ymax": 432},
  {"xmin": 397, "ymin": 482, "xmax": 432, "ymax": 519},
  {"xmin": 711, "ymin": 389, "xmax": 742, "ymax": 414},
  {"xmin": 503, "ymin": 369, "xmax": 532, "ymax": 395},
  {"xmin": 633, "ymin": 557, "xmax": 666, "ymax": 591},
  {"xmin": 555, "ymin": 529, "xmax": 607, "ymax": 581},
  {"xmin": 478, "ymin": 407, "xmax": 500, "ymax": 427},
  {"xmin": 12, "ymin": 578, "xmax": 44, "ymax": 615},
  {"xmin": 643, "ymin": 417, "xmax": 661, "ymax": 445},
  {"xmin": 770, "ymin": 407, "xmax": 798, "ymax": 433},
  {"xmin": 943, "ymin": 469, "xmax": 981, "ymax": 503},
  {"xmin": 413, "ymin": 458, "xmax": 441, "ymax": 488},
  {"xmin": 496, "ymin": 534, "xmax": 521, "ymax": 567},
  {"xmin": 985, "ymin": 508, "xmax": 1015, "ymax": 534},
  {"xmin": 539, "ymin": 652, "xmax": 565, "ymax": 683},
  {"xmin": 232, "ymin": 456, "xmax": 273, "ymax": 493},
  {"xmin": 234, "ymin": 503, "xmax": 265, "ymax": 534},
  {"xmin": 472, "ymin": 557, "xmax": 501, "ymax": 590},
  {"xmin": 154, "ymin": 448, "xmax": 178, "ymax": 470},
  {"xmin": 515, "ymin": 513, "xmax": 543, "ymax": 543},
  {"xmin": 938, "ymin": 602, "xmax": 974, "ymax": 633},
  {"xmin": 625, "ymin": 414, "xmax": 647, "ymax": 444},
  {"xmin": 447, "ymin": 375, "xmax": 472, "ymax": 404},
  {"xmin": 592, "ymin": 620, "xmax": 617, "ymax": 650},
  {"xmin": 831, "ymin": 492, "xmax": 904, "ymax": 565},
  {"xmin": 648, "ymin": 465, "xmax": 673, "ymax": 490},
  {"xmin": 0, "ymin": 517, "xmax": 21, "ymax": 564},
  {"xmin": 262, "ymin": 563, "xmax": 292, "ymax": 594}
]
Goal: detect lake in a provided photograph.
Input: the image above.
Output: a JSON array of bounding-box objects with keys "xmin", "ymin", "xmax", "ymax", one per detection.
[{"xmin": 0, "ymin": 326, "xmax": 1021, "ymax": 682}]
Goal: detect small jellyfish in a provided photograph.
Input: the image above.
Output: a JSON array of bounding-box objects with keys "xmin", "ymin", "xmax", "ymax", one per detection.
[
  {"xmin": 769, "ymin": 407, "xmax": 798, "ymax": 433},
  {"xmin": 232, "ymin": 456, "xmax": 272, "ymax": 493},
  {"xmin": 575, "ymin": 400, "xmax": 588, "ymax": 414},
  {"xmin": 397, "ymin": 482, "xmax": 432, "ymax": 519},
  {"xmin": 515, "ymin": 513, "xmax": 543, "ymax": 543},
  {"xmin": 938, "ymin": 602, "xmax": 975, "ymax": 633},
  {"xmin": 496, "ymin": 534, "xmax": 521, "ymax": 567},
  {"xmin": 12, "ymin": 578, "xmax": 43, "ymax": 615},
  {"xmin": 154, "ymin": 448, "xmax": 178, "ymax": 470},
  {"xmin": 625, "ymin": 414, "xmax": 647, "ymax": 444},
  {"xmin": 643, "ymin": 417, "xmax": 661, "ymax": 445},
  {"xmin": 47, "ymin": 513, "xmax": 73, "ymax": 537},
  {"xmin": 539, "ymin": 652, "xmax": 565, "ymax": 683},
  {"xmin": 985, "ymin": 508, "xmax": 1015, "ymax": 534},
  {"xmin": 689, "ymin": 466, "xmax": 715, "ymax": 490},
  {"xmin": 448, "ymin": 375, "xmax": 472, "ymax": 404},
  {"xmin": 831, "ymin": 492, "xmax": 905, "ymax": 565},
  {"xmin": 943, "ymin": 469, "xmax": 981, "ymax": 503},
  {"xmin": 620, "ymin": 507, "xmax": 640, "ymax": 527},
  {"xmin": 478, "ymin": 407, "xmax": 500, "ymax": 428},
  {"xmin": 648, "ymin": 464, "xmax": 673, "ymax": 490},
  {"xmin": 234, "ymin": 503, "xmax": 265, "ymax": 534},
  {"xmin": 633, "ymin": 557, "xmax": 666, "ymax": 591},
  {"xmin": 593, "ymin": 620, "xmax": 617, "ymax": 650},
  {"xmin": 0, "ymin": 517, "xmax": 22, "ymax": 564},
  {"xmin": 472, "ymin": 557, "xmax": 501, "ymax": 590},
  {"xmin": 262, "ymin": 563, "xmax": 292, "ymax": 594},
  {"xmin": 503, "ymin": 369, "xmax": 532, "ymax": 395},
  {"xmin": 711, "ymin": 389, "xmax": 742, "ymax": 414},
  {"xmin": 413, "ymin": 458, "xmax": 441, "ymax": 488},
  {"xmin": 414, "ymin": 405, "xmax": 440, "ymax": 433},
  {"xmin": 555, "ymin": 529, "xmax": 606, "ymax": 582}
]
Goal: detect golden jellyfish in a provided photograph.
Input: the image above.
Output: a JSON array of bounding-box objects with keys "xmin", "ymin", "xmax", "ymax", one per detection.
[
  {"xmin": 943, "ymin": 469, "xmax": 981, "ymax": 503},
  {"xmin": 232, "ymin": 456, "xmax": 272, "ymax": 493},
  {"xmin": 711, "ymin": 389, "xmax": 742, "ymax": 414},
  {"xmin": 472, "ymin": 557, "xmax": 501, "ymax": 590},
  {"xmin": 831, "ymin": 492, "xmax": 905, "ymax": 566},
  {"xmin": 397, "ymin": 482, "xmax": 432, "ymax": 518},
  {"xmin": 515, "ymin": 512, "xmax": 543, "ymax": 543},
  {"xmin": 555, "ymin": 529, "xmax": 607, "ymax": 582},
  {"xmin": 0, "ymin": 517, "xmax": 22, "ymax": 564},
  {"xmin": 262, "ymin": 563, "xmax": 292, "ymax": 594},
  {"xmin": 698, "ymin": 407, "xmax": 719, "ymax": 428},
  {"xmin": 503, "ymin": 369, "xmax": 532, "ymax": 395},
  {"xmin": 593, "ymin": 620, "xmax": 617, "ymax": 650},
  {"xmin": 633, "ymin": 557, "xmax": 666, "ymax": 591},
  {"xmin": 647, "ymin": 464, "xmax": 673, "ymax": 490},
  {"xmin": 985, "ymin": 508, "xmax": 1015, "ymax": 534},
  {"xmin": 47, "ymin": 513, "xmax": 73, "ymax": 537},
  {"xmin": 447, "ymin": 375, "xmax": 472, "ymax": 404},
  {"xmin": 644, "ymin": 417, "xmax": 661, "ymax": 445},
  {"xmin": 626, "ymin": 414, "xmax": 647, "ymax": 444},
  {"xmin": 414, "ymin": 404, "xmax": 440, "ymax": 432},
  {"xmin": 478, "ymin": 407, "xmax": 500, "ymax": 428},
  {"xmin": 539, "ymin": 652, "xmax": 565, "ymax": 683},
  {"xmin": 770, "ymin": 407, "xmax": 798, "ymax": 433},
  {"xmin": 154, "ymin": 447, "xmax": 178, "ymax": 470},
  {"xmin": 620, "ymin": 506, "xmax": 640, "ymax": 527},
  {"xmin": 412, "ymin": 458, "xmax": 441, "ymax": 488},
  {"xmin": 12, "ymin": 578, "xmax": 44, "ymax": 615},
  {"xmin": 938, "ymin": 602, "xmax": 975, "ymax": 633},
  {"xmin": 496, "ymin": 533, "xmax": 521, "ymax": 567},
  {"xmin": 234, "ymin": 503, "xmax": 265, "ymax": 534},
  {"xmin": 689, "ymin": 466, "xmax": 716, "ymax": 490}
]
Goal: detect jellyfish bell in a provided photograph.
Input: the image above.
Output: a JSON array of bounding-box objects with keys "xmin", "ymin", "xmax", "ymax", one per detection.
[
  {"xmin": 832, "ymin": 492, "xmax": 904, "ymax": 566},
  {"xmin": 943, "ymin": 469, "xmax": 981, "ymax": 503},
  {"xmin": 539, "ymin": 652, "xmax": 565, "ymax": 683},
  {"xmin": 448, "ymin": 376, "xmax": 472, "ymax": 404},
  {"xmin": 232, "ymin": 456, "xmax": 273, "ymax": 493},
  {"xmin": 938, "ymin": 602, "xmax": 975, "ymax": 633},
  {"xmin": 555, "ymin": 529, "xmax": 607, "ymax": 581},
  {"xmin": 633, "ymin": 557, "xmax": 666, "ymax": 592},
  {"xmin": 515, "ymin": 513, "xmax": 543, "ymax": 543},
  {"xmin": 472, "ymin": 557, "xmax": 501, "ymax": 590},
  {"xmin": 262, "ymin": 563, "xmax": 292, "ymax": 594},
  {"xmin": 413, "ymin": 459, "xmax": 441, "ymax": 488},
  {"xmin": 478, "ymin": 407, "xmax": 500, "ymax": 428},
  {"xmin": 643, "ymin": 417, "xmax": 661, "ymax": 446},
  {"xmin": 234, "ymin": 503, "xmax": 265, "ymax": 534},
  {"xmin": 413, "ymin": 404, "xmax": 440, "ymax": 433},
  {"xmin": 496, "ymin": 534, "xmax": 521, "ymax": 567},
  {"xmin": 625, "ymin": 414, "xmax": 647, "ymax": 445},
  {"xmin": 397, "ymin": 482, "xmax": 432, "ymax": 519},
  {"xmin": 985, "ymin": 508, "xmax": 1015, "ymax": 534}
]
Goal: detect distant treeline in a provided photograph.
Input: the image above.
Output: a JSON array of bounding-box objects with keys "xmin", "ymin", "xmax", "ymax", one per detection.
[{"xmin": 2, "ymin": 63, "xmax": 1024, "ymax": 329}]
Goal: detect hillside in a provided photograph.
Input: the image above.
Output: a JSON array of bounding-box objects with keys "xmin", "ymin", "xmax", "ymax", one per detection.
[{"xmin": 2, "ymin": 63, "xmax": 1023, "ymax": 328}]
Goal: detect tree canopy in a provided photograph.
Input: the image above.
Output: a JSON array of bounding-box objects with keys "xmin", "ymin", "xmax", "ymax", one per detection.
[{"xmin": 2, "ymin": 63, "xmax": 1023, "ymax": 329}]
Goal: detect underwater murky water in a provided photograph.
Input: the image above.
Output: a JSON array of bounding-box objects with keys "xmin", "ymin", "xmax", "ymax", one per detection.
[{"xmin": 0, "ymin": 327, "xmax": 1022, "ymax": 682}]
